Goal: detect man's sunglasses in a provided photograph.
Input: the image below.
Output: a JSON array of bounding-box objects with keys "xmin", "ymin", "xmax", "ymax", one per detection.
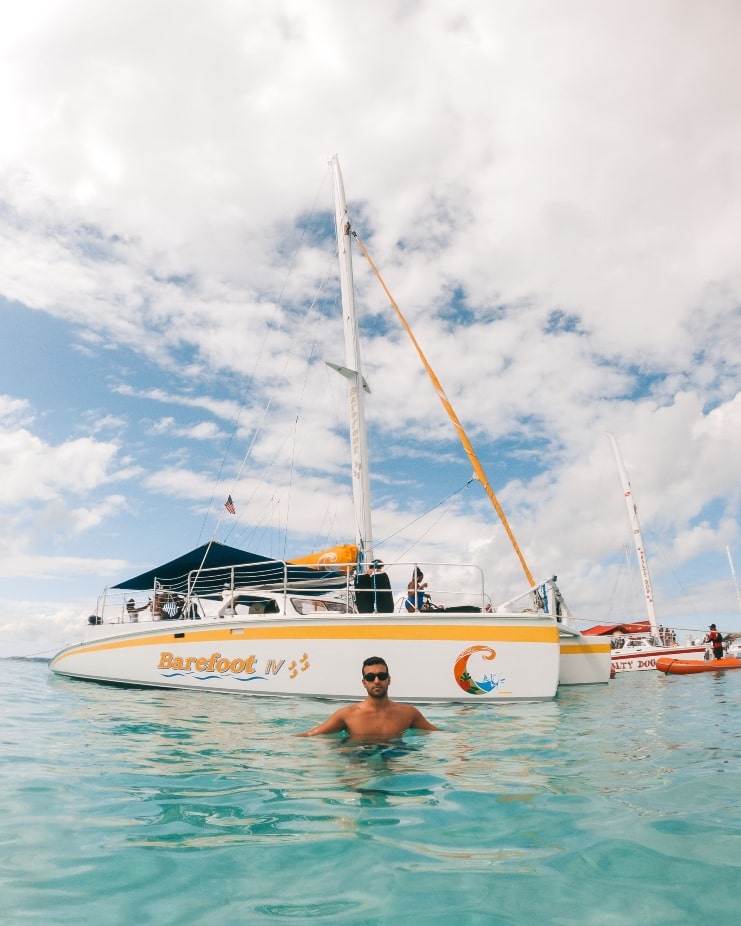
[{"xmin": 363, "ymin": 672, "xmax": 389, "ymax": 682}]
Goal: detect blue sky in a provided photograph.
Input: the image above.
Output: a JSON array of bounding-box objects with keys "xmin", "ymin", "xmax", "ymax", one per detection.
[{"xmin": 2, "ymin": 1, "xmax": 741, "ymax": 655}]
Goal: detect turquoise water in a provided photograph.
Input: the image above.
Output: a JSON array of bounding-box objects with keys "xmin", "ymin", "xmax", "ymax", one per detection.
[{"xmin": 2, "ymin": 659, "xmax": 740, "ymax": 925}]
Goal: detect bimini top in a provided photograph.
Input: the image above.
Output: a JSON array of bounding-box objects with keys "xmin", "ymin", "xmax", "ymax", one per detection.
[
  {"xmin": 582, "ymin": 621, "xmax": 652, "ymax": 636},
  {"xmin": 113, "ymin": 541, "xmax": 349, "ymax": 595}
]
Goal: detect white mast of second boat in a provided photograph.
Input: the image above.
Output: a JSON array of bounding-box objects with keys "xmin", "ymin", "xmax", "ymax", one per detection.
[
  {"xmin": 608, "ymin": 433, "xmax": 659, "ymax": 637},
  {"xmin": 329, "ymin": 155, "xmax": 374, "ymax": 567},
  {"xmin": 727, "ymin": 546, "xmax": 741, "ymax": 617}
]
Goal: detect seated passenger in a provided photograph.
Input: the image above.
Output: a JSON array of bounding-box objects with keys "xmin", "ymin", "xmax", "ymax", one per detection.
[
  {"xmin": 151, "ymin": 592, "xmax": 183, "ymax": 619},
  {"xmin": 161, "ymin": 594, "xmax": 184, "ymax": 619},
  {"xmin": 405, "ymin": 568, "xmax": 428, "ymax": 613}
]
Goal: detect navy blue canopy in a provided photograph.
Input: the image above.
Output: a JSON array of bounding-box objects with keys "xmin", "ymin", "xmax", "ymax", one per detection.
[{"xmin": 113, "ymin": 541, "xmax": 346, "ymax": 594}]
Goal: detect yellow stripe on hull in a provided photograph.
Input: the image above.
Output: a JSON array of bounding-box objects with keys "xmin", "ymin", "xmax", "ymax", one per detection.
[
  {"xmin": 53, "ymin": 620, "xmax": 559, "ymax": 663},
  {"xmin": 558, "ymin": 637, "xmax": 612, "ymax": 685},
  {"xmin": 560, "ymin": 642, "xmax": 611, "ymax": 656}
]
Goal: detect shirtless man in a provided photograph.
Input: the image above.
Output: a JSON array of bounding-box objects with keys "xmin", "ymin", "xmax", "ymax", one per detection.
[{"xmin": 297, "ymin": 656, "xmax": 439, "ymax": 738}]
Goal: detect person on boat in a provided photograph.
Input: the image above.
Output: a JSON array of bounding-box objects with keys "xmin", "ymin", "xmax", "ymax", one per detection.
[
  {"xmin": 704, "ymin": 624, "xmax": 724, "ymax": 660},
  {"xmin": 296, "ymin": 656, "xmax": 439, "ymax": 738},
  {"xmin": 126, "ymin": 598, "xmax": 150, "ymax": 618},
  {"xmin": 150, "ymin": 591, "xmax": 183, "ymax": 620},
  {"xmin": 405, "ymin": 568, "xmax": 429, "ymax": 612}
]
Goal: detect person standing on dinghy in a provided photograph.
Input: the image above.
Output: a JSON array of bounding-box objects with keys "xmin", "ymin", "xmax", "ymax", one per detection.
[{"xmin": 704, "ymin": 624, "xmax": 725, "ymax": 660}]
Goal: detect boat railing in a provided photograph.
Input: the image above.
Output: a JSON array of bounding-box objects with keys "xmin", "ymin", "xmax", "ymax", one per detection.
[
  {"xmin": 354, "ymin": 561, "xmax": 487, "ymax": 613},
  {"xmin": 183, "ymin": 559, "xmax": 356, "ymax": 614},
  {"xmin": 91, "ymin": 559, "xmax": 556, "ymax": 624},
  {"xmin": 493, "ymin": 576, "xmax": 564, "ymax": 618},
  {"xmin": 183, "ymin": 559, "xmax": 492, "ymax": 615}
]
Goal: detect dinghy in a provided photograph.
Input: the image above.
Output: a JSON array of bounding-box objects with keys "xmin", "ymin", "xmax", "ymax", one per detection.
[{"xmin": 655, "ymin": 656, "xmax": 741, "ymax": 675}]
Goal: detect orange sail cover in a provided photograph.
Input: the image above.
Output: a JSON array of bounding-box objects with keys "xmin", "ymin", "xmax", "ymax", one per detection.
[{"xmin": 288, "ymin": 544, "xmax": 359, "ymax": 571}]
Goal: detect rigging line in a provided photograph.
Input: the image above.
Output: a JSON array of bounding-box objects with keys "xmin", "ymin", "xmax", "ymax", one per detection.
[
  {"xmin": 351, "ymin": 230, "xmax": 536, "ymax": 588},
  {"xmin": 376, "ymin": 478, "xmax": 476, "ymax": 553},
  {"xmin": 198, "ymin": 169, "xmax": 333, "ymax": 546},
  {"xmin": 606, "ymin": 547, "xmax": 629, "ymax": 620},
  {"xmin": 303, "ymin": 358, "xmax": 351, "ymax": 551},
  {"xmin": 395, "ymin": 484, "xmax": 475, "ymax": 563},
  {"xmin": 11, "ymin": 646, "xmax": 63, "ymax": 659},
  {"xmin": 220, "ymin": 423, "xmax": 295, "ymax": 546},
  {"xmin": 230, "ymin": 490, "xmax": 283, "ymax": 551},
  {"xmin": 220, "ymin": 255, "xmax": 338, "ymax": 547},
  {"xmin": 280, "ymin": 301, "xmax": 326, "ymax": 561},
  {"xmin": 663, "ymin": 559, "xmax": 703, "ymax": 621}
]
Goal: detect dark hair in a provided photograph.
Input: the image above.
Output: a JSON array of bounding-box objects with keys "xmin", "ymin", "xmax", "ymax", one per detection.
[{"xmin": 362, "ymin": 655, "xmax": 388, "ymax": 672}]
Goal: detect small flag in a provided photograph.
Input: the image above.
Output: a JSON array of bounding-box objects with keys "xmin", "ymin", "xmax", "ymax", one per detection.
[{"xmin": 224, "ymin": 495, "xmax": 236, "ymax": 515}]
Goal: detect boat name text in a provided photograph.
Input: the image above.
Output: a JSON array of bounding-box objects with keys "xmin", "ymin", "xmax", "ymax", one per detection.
[{"xmin": 157, "ymin": 651, "xmax": 310, "ymax": 677}]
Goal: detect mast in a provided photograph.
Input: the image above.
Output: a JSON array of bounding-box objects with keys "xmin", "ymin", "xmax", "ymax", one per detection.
[
  {"xmin": 608, "ymin": 433, "xmax": 659, "ymax": 636},
  {"xmin": 328, "ymin": 155, "xmax": 374, "ymax": 567},
  {"xmin": 727, "ymin": 546, "xmax": 741, "ymax": 617}
]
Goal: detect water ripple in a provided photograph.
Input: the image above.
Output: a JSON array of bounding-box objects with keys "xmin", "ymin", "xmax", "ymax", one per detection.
[{"xmin": 2, "ymin": 660, "xmax": 741, "ymax": 924}]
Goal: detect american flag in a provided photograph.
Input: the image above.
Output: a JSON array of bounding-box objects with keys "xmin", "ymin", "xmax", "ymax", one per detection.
[{"xmin": 224, "ymin": 494, "xmax": 236, "ymax": 515}]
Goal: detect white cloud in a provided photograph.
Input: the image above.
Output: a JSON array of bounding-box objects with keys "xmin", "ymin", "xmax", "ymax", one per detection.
[
  {"xmin": 0, "ymin": 394, "xmax": 34, "ymax": 427},
  {"xmin": 151, "ymin": 417, "xmax": 226, "ymax": 442},
  {"xmin": 0, "ymin": 426, "xmax": 121, "ymax": 504},
  {"xmin": 0, "ymin": 553, "xmax": 126, "ymax": 581}
]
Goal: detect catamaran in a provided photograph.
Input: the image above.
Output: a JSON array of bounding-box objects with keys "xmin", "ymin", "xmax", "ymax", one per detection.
[
  {"xmin": 592, "ymin": 435, "xmax": 707, "ymax": 673},
  {"xmin": 51, "ymin": 157, "xmax": 609, "ymax": 700}
]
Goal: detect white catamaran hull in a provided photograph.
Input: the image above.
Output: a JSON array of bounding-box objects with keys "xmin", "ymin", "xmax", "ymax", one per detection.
[
  {"xmin": 559, "ymin": 632, "xmax": 612, "ymax": 685},
  {"xmin": 51, "ymin": 613, "xmax": 560, "ymax": 702}
]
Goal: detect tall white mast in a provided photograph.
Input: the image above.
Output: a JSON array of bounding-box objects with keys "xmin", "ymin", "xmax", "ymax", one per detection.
[
  {"xmin": 608, "ymin": 433, "xmax": 659, "ymax": 636},
  {"xmin": 328, "ymin": 155, "xmax": 374, "ymax": 567},
  {"xmin": 727, "ymin": 546, "xmax": 741, "ymax": 617}
]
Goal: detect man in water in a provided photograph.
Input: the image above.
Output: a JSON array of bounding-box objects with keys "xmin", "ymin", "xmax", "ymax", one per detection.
[{"xmin": 297, "ymin": 656, "xmax": 439, "ymax": 738}]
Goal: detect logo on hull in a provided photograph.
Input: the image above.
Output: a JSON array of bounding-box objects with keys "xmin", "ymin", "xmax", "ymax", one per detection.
[{"xmin": 454, "ymin": 645, "xmax": 506, "ymax": 694}]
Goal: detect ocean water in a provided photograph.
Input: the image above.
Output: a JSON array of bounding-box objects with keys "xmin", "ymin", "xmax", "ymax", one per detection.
[{"xmin": 1, "ymin": 659, "xmax": 740, "ymax": 926}]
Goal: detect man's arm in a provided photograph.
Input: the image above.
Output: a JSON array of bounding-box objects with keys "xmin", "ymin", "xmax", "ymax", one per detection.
[
  {"xmin": 409, "ymin": 707, "xmax": 439, "ymax": 731},
  {"xmin": 296, "ymin": 707, "xmax": 350, "ymax": 737}
]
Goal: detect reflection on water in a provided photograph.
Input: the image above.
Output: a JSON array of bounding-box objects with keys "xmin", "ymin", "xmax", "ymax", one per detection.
[{"xmin": 3, "ymin": 660, "xmax": 741, "ymax": 924}]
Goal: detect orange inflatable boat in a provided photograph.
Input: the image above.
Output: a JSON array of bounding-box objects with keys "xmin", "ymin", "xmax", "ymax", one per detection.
[{"xmin": 656, "ymin": 656, "xmax": 741, "ymax": 675}]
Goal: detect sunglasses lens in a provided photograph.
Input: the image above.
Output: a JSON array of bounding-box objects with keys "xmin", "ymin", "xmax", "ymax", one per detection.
[{"xmin": 363, "ymin": 672, "xmax": 388, "ymax": 682}]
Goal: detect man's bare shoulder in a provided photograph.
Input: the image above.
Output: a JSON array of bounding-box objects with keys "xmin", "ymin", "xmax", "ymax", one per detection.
[
  {"xmin": 398, "ymin": 702, "xmax": 439, "ymax": 730},
  {"xmin": 296, "ymin": 703, "xmax": 357, "ymax": 736}
]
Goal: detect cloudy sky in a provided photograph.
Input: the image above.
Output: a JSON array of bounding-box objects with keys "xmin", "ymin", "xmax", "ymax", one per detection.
[{"xmin": 2, "ymin": 0, "xmax": 741, "ymax": 655}]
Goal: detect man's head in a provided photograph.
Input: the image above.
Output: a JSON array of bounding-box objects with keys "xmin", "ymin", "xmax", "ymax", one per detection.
[
  {"xmin": 361, "ymin": 656, "xmax": 390, "ymax": 696},
  {"xmin": 710, "ymin": 623, "xmax": 717, "ymax": 630}
]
